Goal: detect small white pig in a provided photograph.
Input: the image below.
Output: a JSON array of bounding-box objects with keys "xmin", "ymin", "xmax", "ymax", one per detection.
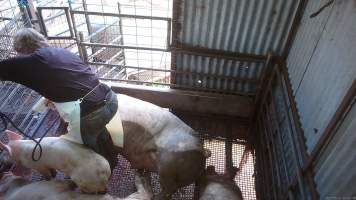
[
  {"xmin": 0, "ymin": 172, "xmax": 152, "ymax": 200},
  {"xmin": 0, "ymin": 130, "xmax": 111, "ymax": 193}
]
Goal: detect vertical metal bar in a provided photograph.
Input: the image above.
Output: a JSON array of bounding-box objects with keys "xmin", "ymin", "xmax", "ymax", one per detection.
[
  {"xmin": 275, "ymin": 69, "xmax": 307, "ymax": 199},
  {"xmin": 277, "ymin": 60, "xmax": 318, "ymax": 199},
  {"xmin": 258, "ymin": 117, "xmax": 278, "ymax": 200},
  {"xmin": 68, "ymin": 2, "xmax": 84, "ymax": 59},
  {"xmin": 37, "ymin": 8, "xmax": 49, "ymax": 37},
  {"xmin": 255, "ymin": 53, "xmax": 273, "ymax": 103},
  {"xmin": 166, "ymin": 19, "xmax": 171, "ymax": 49},
  {"xmin": 79, "ymin": 31, "xmax": 88, "ymax": 63},
  {"xmin": 263, "ymin": 101, "xmax": 284, "ymax": 198},
  {"xmin": 64, "ymin": 7, "xmax": 75, "ymax": 38},
  {"xmin": 225, "ymin": 139, "xmax": 233, "ymax": 172},
  {"xmin": 268, "ymin": 90, "xmax": 292, "ymax": 185},
  {"xmin": 82, "ymin": 0, "xmax": 92, "ymax": 35},
  {"xmin": 255, "ymin": 125, "xmax": 267, "ymax": 200},
  {"xmin": 117, "ymin": 2, "xmax": 127, "ymax": 78}
]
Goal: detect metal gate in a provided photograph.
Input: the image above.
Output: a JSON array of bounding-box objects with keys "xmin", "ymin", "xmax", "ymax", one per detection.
[{"xmin": 36, "ymin": 2, "xmax": 172, "ymax": 84}]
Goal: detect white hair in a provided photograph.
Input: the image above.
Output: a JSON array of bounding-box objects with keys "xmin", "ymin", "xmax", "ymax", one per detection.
[{"xmin": 13, "ymin": 28, "xmax": 50, "ymax": 54}]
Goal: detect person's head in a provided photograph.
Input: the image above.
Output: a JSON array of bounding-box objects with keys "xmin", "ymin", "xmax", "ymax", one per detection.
[{"xmin": 13, "ymin": 28, "xmax": 50, "ymax": 54}]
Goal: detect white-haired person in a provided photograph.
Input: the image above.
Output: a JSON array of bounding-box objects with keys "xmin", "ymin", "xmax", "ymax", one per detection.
[{"xmin": 0, "ymin": 28, "xmax": 118, "ymax": 172}]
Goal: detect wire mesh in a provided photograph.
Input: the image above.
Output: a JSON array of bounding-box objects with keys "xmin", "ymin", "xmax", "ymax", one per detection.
[
  {"xmin": 67, "ymin": 0, "xmax": 172, "ymax": 87},
  {"xmin": 202, "ymin": 137, "xmax": 256, "ymax": 200}
]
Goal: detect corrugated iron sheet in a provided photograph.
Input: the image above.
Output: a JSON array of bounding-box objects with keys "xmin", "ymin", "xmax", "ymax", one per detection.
[
  {"xmin": 286, "ymin": 0, "xmax": 356, "ymax": 152},
  {"xmin": 175, "ymin": 54, "xmax": 263, "ymax": 95},
  {"xmin": 314, "ymin": 100, "xmax": 356, "ymax": 199},
  {"xmin": 178, "ymin": 0, "xmax": 299, "ymax": 55},
  {"xmin": 174, "ymin": 0, "xmax": 300, "ymax": 94}
]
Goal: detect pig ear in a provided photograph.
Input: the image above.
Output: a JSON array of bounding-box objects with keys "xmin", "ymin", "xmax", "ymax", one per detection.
[
  {"xmin": 0, "ymin": 141, "xmax": 11, "ymax": 154},
  {"xmin": 5, "ymin": 130, "xmax": 23, "ymax": 140}
]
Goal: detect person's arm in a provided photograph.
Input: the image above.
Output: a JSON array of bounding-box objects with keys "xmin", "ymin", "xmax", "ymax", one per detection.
[{"xmin": 0, "ymin": 55, "xmax": 34, "ymax": 81}]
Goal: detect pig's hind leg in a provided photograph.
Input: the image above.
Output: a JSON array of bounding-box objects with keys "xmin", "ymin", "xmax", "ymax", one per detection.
[
  {"xmin": 154, "ymin": 150, "xmax": 205, "ymax": 200},
  {"xmin": 37, "ymin": 168, "xmax": 57, "ymax": 180}
]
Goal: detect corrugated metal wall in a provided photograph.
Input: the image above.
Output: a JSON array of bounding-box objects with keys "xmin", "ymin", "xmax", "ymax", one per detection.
[
  {"xmin": 286, "ymin": 0, "xmax": 356, "ymax": 198},
  {"xmin": 253, "ymin": 63, "xmax": 317, "ymax": 200},
  {"xmin": 287, "ymin": 0, "xmax": 356, "ymax": 152},
  {"xmin": 173, "ymin": 0, "xmax": 301, "ymax": 95},
  {"xmin": 314, "ymin": 98, "xmax": 356, "ymax": 199},
  {"xmin": 177, "ymin": 0, "xmax": 299, "ymax": 55}
]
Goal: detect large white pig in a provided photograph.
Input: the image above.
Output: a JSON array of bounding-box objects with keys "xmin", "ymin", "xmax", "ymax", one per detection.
[
  {"xmin": 113, "ymin": 94, "xmax": 209, "ymax": 200},
  {"xmin": 33, "ymin": 92, "xmax": 210, "ymax": 200},
  {"xmin": 0, "ymin": 130, "xmax": 111, "ymax": 193},
  {"xmin": 0, "ymin": 172, "xmax": 152, "ymax": 200}
]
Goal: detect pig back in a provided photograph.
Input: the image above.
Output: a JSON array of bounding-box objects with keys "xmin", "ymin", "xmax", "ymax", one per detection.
[
  {"xmin": 11, "ymin": 137, "xmax": 111, "ymax": 193},
  {"xmin": 117, "ymin": 94, "xmax": 203, "ymax": 151}
]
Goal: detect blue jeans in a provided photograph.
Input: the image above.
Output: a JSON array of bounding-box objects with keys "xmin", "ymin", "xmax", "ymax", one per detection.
[{"xmin": 80, "ymin": 90, "xmax": 118, "ymax": 171}]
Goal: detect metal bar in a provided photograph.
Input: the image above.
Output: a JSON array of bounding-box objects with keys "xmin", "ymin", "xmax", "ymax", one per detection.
[
  {"xmin": 170, "ymin": 0, "xmax": 182, "ymax": 85},
  {"xmin": 88, "ymin": 62, "xmax": 259, "ymax": 83},
  {"xmin": 275, "ymin": 68, "xmax": 307, "ymax": 199},
  {"xmin": 40, "ymin": 10, "xmax": 66, "ymax": 22},
  {"xmin": 68, "ymin": 3, "xmax": 84, "ymax": 60},
  {"xmin": 282, "ymin": 0, "xmax": 308, "ymax": 59},
  {"xmin": 87, "ymin": 35, "xmax": 123, "ymax": 58},
  {"xmin": 0, "ymin": 17, "xmax": 13, "ymax": 21},
  {"xmin": 263, "ymin": 100, "xmax": 284, "ymax": 198},
  {"xmin": 256, "ymin": 127, "xmax": 269, "ymax": 200},
  {"xmin": 64, "ymin": 7, "xmax": 74, "ymax": 38},
  {"xmin": 36, "ymin": 6, "xmax": 68, "ymax": 9},
  {"xmin": 37, "ymin": 7, "xmax": 74, "ymax": 39},
  {"xmin": 82, "ymin": 0, "xmax": 92, "ymax": 35},
  {"xmin": 110, "ymin": 82, "xmax": 253, "ymax": 118},
  {"xmin": 71, "ymin": 10, "xmax": 171, "ymax": 21},
  {"xmin": 166, "ymin": 19, "xmax": 171, "ymax": 49},
  {"xmin": 268, "ymin": 90, "xmax": 292, "ymax": 185},
  {"xmin": 258, "ymin": 117, "xmax": 278, "ymax": 200},
  {"xmin": 255, "ymin": 53, "xmax": 273, "ymax": 103},
  {"xmin": 279, "ymin": 63, "xmax": 308, "ymax": 161},
  {"xmin": 172, "ymin": 44, "xmax": 267, "ymax": 63},
  {"xmin": 225, "ymin": 139, "xmax": 233, "ymax": 172},
  {"xmin": 102, "ymin": 78, "xmax": 255, "ymax": 96},
  {"xmin": 80, "ymin": 42, "xmax": 168, "ymax": 52},
  {"xmin": 79, "ymin": 32, "xmax": 88, "ymax": 63},
  {"xmin": 117, "ymin": 2, "xmax": 127, "ymax": 78},
  {"xmin": 36, "ymin": 7, "xmax": 48, "ymax": 37},
  {"xmin": 277, "ymin": 60, "xmax": 319, "ymax": 200},
  {"xmin": 86, "ymin": 20, "xmax": 118, "ymax": 41}
]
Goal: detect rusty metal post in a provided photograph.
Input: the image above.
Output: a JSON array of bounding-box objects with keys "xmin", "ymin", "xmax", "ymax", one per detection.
[
  {"xmin": 68, "ymin": 1, "xmax": 84, "ymax": 60},
  {"xmin": 79, "ymin": 31, "xmax": 88, "ymax": 64}
]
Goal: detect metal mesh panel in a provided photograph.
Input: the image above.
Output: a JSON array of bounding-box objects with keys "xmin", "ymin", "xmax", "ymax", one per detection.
[{"xmin": 202, "ymin": 137, "xmax": 256, "ymax": 200}]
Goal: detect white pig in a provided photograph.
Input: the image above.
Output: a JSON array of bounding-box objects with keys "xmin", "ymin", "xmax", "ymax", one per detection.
[
  {"xmin": 0, "ymin": 172, "xmax": 152, "ymax": 200},
  {"xmin": 0, "ymin": 130, "xmax": 111, "ymax": 193}
]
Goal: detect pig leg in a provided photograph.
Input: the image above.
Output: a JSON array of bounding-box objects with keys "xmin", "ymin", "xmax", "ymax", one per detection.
[
  {"xmin": 154, "ymin": 150, "xmax": 205, "ymax": 200},
  {"xmin": 37, "ymin": 168, "xmax": 56, "ymax": 180}
]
